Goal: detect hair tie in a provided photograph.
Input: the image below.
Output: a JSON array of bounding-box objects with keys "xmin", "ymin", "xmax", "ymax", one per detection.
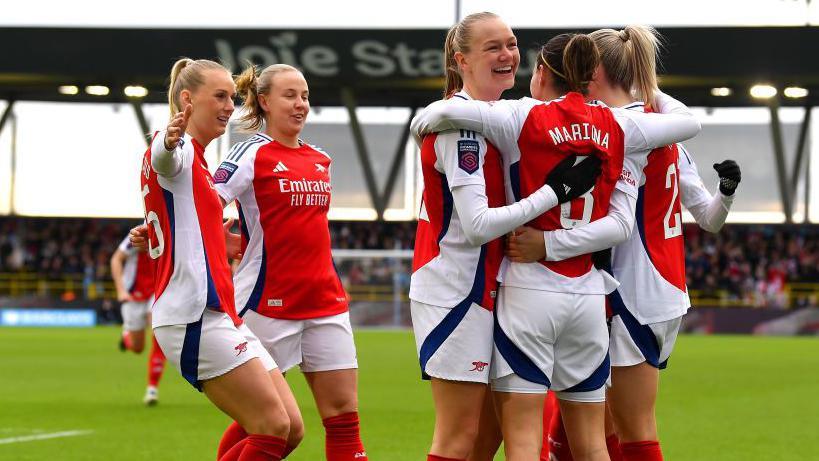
[
  {"xmin": 619, "ymin": 29, "xmax": 630, "ymax": 41},
  {"xmin": 540, "ymin": 49, "xmax": 567, "ymax": 80}
]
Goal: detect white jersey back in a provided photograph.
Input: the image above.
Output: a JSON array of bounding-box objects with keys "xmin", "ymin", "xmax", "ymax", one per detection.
[{"xmin": 612, "ymin": 138, "xmax": 714, "ymax": 323}]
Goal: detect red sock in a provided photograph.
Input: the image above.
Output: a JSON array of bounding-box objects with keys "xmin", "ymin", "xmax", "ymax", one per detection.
[
  {"xmin": 219, "ymin": 439, "xmax": 247, "ymax": 461},
  {"xmin": 606, "ymin": 434, "xmax": 623, "ymax": 461},
  {"xmin": 237, "ymin": 434, "xmax": 287, "ymax": 461},
  {"xmin": 147, "ymin": 336, "xmax": 166, "ymax": 387},
  {"xmin": 322, "ymin": 412, "xmax": 367, "ymax": 461},
  {"xmin": 540, "ymin": 392, "xmax": 559, "ymax": 460},
  {"xmin": 426, "ymin": 455, "xmax": 465, "ymax": 461},
  {"xmin": 621, "ymin": 441, "xmax": 663, "ymax": 461},
  {"xmin": 217, "ymin": 421, "xmax": 249, "ymax": 460},
  {"xmin": 549, "ymin": 406, "xmax": 573, "ymax": 461},
  {"xmin": 122, "ymin": 331, "xmax": 133, "ymax": 351}
]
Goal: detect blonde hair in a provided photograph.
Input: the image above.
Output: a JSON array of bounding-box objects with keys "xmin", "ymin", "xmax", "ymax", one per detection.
[
  {"xmin": 234, "ymin": 63, "xmax": 301, "ymax": 132},
  {"xmin": 538, "ymin": 33, "xmax": 600, "ymax": 96},
  {"xmin": 589, "ymin": 26, "xmax": 662, "ymax": 107},
  {"xmin": 443, "ymin": 11, "xmax": 501, "ymax": 99},
  {"xmin": 167, "ymin": 58, "xmax": 228, "ymax": 117}
]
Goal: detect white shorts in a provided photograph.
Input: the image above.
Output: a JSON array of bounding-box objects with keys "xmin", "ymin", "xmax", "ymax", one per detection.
[
  {"xmin": 154, "ymin": 308, "xmax": 276, "ymax": 391},
  {"xmin": 242, "ymin": 310, "xmax": 358, "ymax": 373},
  {"xmin": 490, "ymin": 286, "xmax": 610, "ymax": 402},
  {"xmin": 608, "ymin": 291, "xmax": 681, "ymax": 369},
  {"xmin": 121, "ymin": 300, "xmax": 150, "ymax": 332},
  {"xmin": 411, "ymin": 299, "xmax": 493, "ymax": 383}
]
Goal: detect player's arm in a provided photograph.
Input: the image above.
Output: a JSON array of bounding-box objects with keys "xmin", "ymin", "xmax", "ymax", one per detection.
[
  {"xmin": 110, "ymin": 248, "xmax": 132, "ymax": 302},
  {"xmin": 410, "ymin": 98, "xmax": 530, "ymax": 149},
  {"xmin": 440, "ymin": 133, "xmax": 600, "ymax": 246},
  {"xmin": 507, "ymin": 189, "xmax": 636, "ymax": 262},
  {"xmin": 617, "ymin": 91, "xmax": 702, "ymax": 152},
  {"xmin": 151, "ymin": 105, "xmax": 192, "ymax": 177},
  {"xmin": 678, "ymin": 144, "xmax": 739, "ymax": 233}
]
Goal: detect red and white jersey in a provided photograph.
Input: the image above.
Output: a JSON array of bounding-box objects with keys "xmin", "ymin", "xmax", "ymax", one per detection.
[
  {"xmin": 214, "ymin": 133, "xmax": 348, "ymax": 320},
  {"xmin": 411, "ymin": 103, "xmax": 506, "ymax": 310},
  {"xmin": 410, "ymin": 92, "xmax": 705, "ymax": 294},
  {"xmin": 141, "ymin": 133, "xmax": 240, "ymax": 328},
  {"xmin": 612, "ymin": 127, "xmax": 719, "ymax": 323},
  {"xmin": 117, "ymin": 235, "xmax": 154, "ymax": 302}
]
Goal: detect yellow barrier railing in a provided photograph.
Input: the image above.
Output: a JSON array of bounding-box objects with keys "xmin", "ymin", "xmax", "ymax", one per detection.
[
  {"xmin": 0, "ymin": 272, "xmax": 814, "ymax": 306},
  {"xmin": 689, "ymin": 283, "xmax": 819, "ymax": 308},
  {"xmin": 0, "ymin": 273, "xmax": 407, "ymax": 303}
]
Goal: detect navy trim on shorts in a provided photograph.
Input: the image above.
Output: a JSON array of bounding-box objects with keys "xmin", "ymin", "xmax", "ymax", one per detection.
[
  {"xmin": 609, "ymin": 289, "xmax": 667, "ymax": 369},
  {"xmin": 563, "ymin": 352, "xmax": 610, "ymax": 393},
  {"xmin": 181, "ymin": 316, "xmax": 204, "ymax": 391},
  {"xmin": 419, "ymin": 246, "xmax": 487, "ymax": 380},
  {"xmin": 493, "ymin": 295, "xmax": 552, "ymax": 387}
]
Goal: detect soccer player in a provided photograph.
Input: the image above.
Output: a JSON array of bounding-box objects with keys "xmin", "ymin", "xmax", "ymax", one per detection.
[
  {"xmin": 110, "ymin": 234, "xmax": 166, "ymax": 405},
  {"xmin": 522, "ymin": 26, "xmax": 741, "ymax": 461},
  {"xmin": 155, "ymin": 63, "xmax": 365, "ymax": 461},
  {"xmin": 410, "ymin": 13, "xmax": 602, "ymax": 461},
  {"xmin": 412, "ymin": 33, "xmax": 701, "ymax": 461},
  {"xmin": 142, "ymin": 57, "xmax": 294, "ymax": 461}
]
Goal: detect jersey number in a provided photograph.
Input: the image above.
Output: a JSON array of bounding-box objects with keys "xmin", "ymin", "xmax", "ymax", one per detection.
[
  {"xmin": 663, "ymin": 163, "xmax": 682, "ymax": 239},
  {"xmin": 560, "ymin": 188, "xmax": 594, "ymax": 229},
  {"xmin": 142, "ymin": 184, "xmax": 165, "ymax": 259}
]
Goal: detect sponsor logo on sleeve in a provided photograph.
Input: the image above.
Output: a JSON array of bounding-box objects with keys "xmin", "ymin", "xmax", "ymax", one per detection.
[
  {"xmin": 213, "ymin": 162, "xmax": 238, "ymax": 184},
  {"xmin": 457, "ymin": 139, "xmax": 480, "ymax": 174},
  {"xmin": 619, "ymin": 169, "xmax": 636, "ymax": 187}
]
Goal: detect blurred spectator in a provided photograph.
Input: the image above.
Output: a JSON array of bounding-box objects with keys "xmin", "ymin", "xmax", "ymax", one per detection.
[
  {"xmin": 684, "ymin": 223, "xmax": 819, "ymax": 308},
  {"xmin": 1, "ymin": 217, "xmax": 815, "ymax": 308}
]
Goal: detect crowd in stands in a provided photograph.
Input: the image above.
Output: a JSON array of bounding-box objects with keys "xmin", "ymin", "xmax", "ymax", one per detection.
[
  {"xmin": 684, "ymin": 224, "xmax": 818, "ymax": 308},
  {"xmin": 0, "ymin": 217, "xmax": 816, "ymax": 308}
]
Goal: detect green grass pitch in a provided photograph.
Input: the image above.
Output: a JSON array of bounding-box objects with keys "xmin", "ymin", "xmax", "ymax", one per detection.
[{"xmin": 0, "ymin": 328, "xmax": 817, "ymax": 460}]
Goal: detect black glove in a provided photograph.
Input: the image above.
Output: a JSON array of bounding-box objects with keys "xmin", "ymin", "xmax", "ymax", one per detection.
[
  {"xmin": 546, "ymin": 155, "xmax": 603, "ymax": 204},
  {"xmin": 592, "ymin": 248, "xmax": 612, "ymax": 271},
  {"xmin": 713, "ymin": 160, "xmax": 741, "ymax": 196}
]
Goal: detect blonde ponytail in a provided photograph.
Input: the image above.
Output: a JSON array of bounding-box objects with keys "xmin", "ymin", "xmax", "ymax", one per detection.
[
  {"xmin": 235, "ymin": 63, "xmax": 300, "ymax": 132},
  {"xmin": 167, "ymin": 57, "xmax": 227, "ymax": 117},
  {"xmin": 442, "ymin": 11, "xmax": 500, "ymax": 99},
  {"xmin": 589, "ymin": 25, "xmax": 662, "ymax": 107}
]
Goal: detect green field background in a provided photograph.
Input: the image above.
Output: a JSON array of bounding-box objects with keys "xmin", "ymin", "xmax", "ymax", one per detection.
[{"xmin": 0, "ymin": 328, "xmax": 817, "ymax": 460}]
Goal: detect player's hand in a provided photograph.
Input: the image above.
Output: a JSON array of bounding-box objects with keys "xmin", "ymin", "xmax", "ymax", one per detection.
[
  {"xmin": 224, "ymin": 218, "xmax": 243, "ymax": 261},
  {"xmin": 506, "ymin": 226, "xmax": 546, "ymax": 263},
  {"xmin": 129, "ymin": 224, "xmax": 149, "ymax": 252},
  {"xmin": 117, "ymin": 292, "xmax": 134, "ymax": 303},
  {"xmin": 164, "ymin": 104, "xmax": 192, "ymax": 151},
  {"xmin": 546, "ymin": 155, "xmax": 603, "ymax": 203},
  {"xmin": 713, "ymin": 160, "xmax": 741, "ymax": 196}
]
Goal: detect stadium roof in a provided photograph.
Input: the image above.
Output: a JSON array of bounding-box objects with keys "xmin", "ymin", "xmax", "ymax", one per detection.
[{"xmin": 1, "ymin": 26, "xmax": 818, "ymax": 107}]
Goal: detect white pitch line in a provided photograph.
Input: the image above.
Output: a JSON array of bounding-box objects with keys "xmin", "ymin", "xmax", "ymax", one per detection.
[{"xmin": 0, "ymin": 430, "xmax": 93, "ymax": 445}]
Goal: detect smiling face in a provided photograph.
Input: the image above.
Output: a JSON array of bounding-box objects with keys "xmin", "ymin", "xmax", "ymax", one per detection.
[
  {"xmin": 259, "ymin": 70, "xmax": 310, "ymax": 142},
  {"xmin": 180, "ymin": 68, "xmax": 236, "ymax": 145},
  {"xmin": 456, "ymin": 17, "xmax": 520, "ymax": 101}
]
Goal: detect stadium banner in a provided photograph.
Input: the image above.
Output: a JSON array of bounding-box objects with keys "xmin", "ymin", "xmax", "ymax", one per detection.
[
  {"xmin": 0, "ymin": 308, "xmax": 97, "ymax": 328},
  {"xmin": 1, "ymin": 27, "xmax": 816, "ymax": 106}
]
